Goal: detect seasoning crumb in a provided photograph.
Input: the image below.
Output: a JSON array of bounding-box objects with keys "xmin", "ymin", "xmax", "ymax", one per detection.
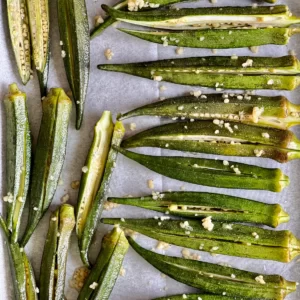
[
  {"xmin": 104, "ymin": 48, "xmax": 114, "ymax": 60},
  {"xmin": 94, "ymin": 15, "xmax": 104, "ymax": 26},
  {"xmin": 147, "ymin": 179, "xmax": 154, "ymax": 189},
  {"xmin": 130, "ymin": 122, "xmax": 136, "ymax": 131},
  {"xmin": 156, "ymin": 241, "xmax": 170, "ymax": 251},
  {"xmin": 119, "ymin": 267, "xmax": 126, "ymax": 276},
  {"xmin": 103, "ymin": 201, "xmax": 120, "ymax": 211},
  {"xmin": 181, "ymin": 248, "xmax": 201, "ymax": 260},
  {"xmin": 71, "ymin": 180, "xmax": 80, "ymax": 189},
  {"xmin": 202, "ymin": 216, "xmax": 214, "ymax": 231},
  {"xmin": 82, "ymin": 166, "xmax": 88, "ymax": 173},
  {"xmin": 89, "ymin": 282, "xmax": 98, "ymax": 290},
  {"xmin": 255, "ymin": 275, "xmax": 266, "ymax": 284},
  {"xmin": 176, "ymin": 47, "xmax": 184, "ymax": 55}
]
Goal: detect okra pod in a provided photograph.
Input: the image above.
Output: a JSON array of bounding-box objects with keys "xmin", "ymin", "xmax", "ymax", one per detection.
[
  {"xmin": 58, "ymin": 0, "xmax": 90, "ymax": 129},
  {"xmin": 122, "ymin": 120, "xmax": 300, "ymax": 163},
  {"xmin": 118, "ymin": 93, "xmax": 300, "ymax": 130},
  {"xmin": 103, "ymin": 5, "xmax": 300, "ymax": 30},
  {"xmin": 153, "ymin": 295, "xmax": 248, "ymax": 300},
  {"xmin": 21, "ymin": 88, "xmax": 72, "ymax": 246},
  {"xmin": 0, "ymin": 216, "xmax": 38, "ymax": 300},
  {"xmin": 79, "ymin": 121, "xmax": 125, "ymax": 266},
  {"xmin": 4, "ymin": 83, "xmax": 31, "ymax": 243},
  {"xmin": 7, "ymin": 0, "xmax": 32, "ymax": 84},
  {"xmin": 129, "ymin": 238, "xmax": 296, "ymax": 300},
  {"xmin": 119, "ymin": 27, "xmax": 300, "ymax": 49},
  {"xmin": 98, "ymin": 55, "xmax": 300, "ymax": 90},
  {"xmin": 40, "ymin": 204, "xmax": 75, "ymax": 300},
  {"xmin": 116, "ymin": 147, "xmax": 289, "ymax": 192},
  {"xmin": 108, "ymin": 191, "xmax": 289, "ymax": 227},
  {"xmin": 78, "ymin": 227, "xmax": 129, "ymax": 300},
  {"xmin": 37, "ymin": 39, "xmax": 50, "ymax": 97}
]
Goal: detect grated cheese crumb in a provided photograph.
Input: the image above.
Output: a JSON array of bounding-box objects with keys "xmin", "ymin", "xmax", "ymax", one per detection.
[
  {"xmin": 156, "ymin": 241, "xmax": 170, "ymax": 251},
  {"xmin": 94, "ymin": 15, "xmax": 104, "ymax": 25},
  {"xmin": 202, "ymin": 216, "xmax": 214, "ymax": 231},
  {"xmin": 255, "ymin": 275, "xmax": 266, "ymax": 284},
  {"xmin": 103, "ymin": 201, "xmax": 120, "ymax": 211},
  {"xmin": 89, "ymin": 282, "xmax": 98, "ymax": 290},
  {"xmin": 104, "ymin": 49, "xmax": 114, "ymax": 60},
  {"xmin": 181, "ymin": 248, "xmax": 201, "ymax": 260},
  {"xmin": 262, "ymin": 132, "xmax": 270, "ymax": 139}
]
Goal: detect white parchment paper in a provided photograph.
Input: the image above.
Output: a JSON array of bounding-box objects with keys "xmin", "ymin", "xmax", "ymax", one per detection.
[{"xmin": 1, "ymin": 0, "xmax": 300, "ymax": 299}]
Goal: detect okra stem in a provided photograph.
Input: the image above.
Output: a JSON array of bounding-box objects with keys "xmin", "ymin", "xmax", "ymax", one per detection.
[
  {"xmin": 128, "ymin": 237, "xmax": 296, "ymax": 300},
  {"xmin": 4, "ymin": 83, "xmax": 31, "ymax": 243},
  {"xmin": 21, "ymin": 88, "xmax": 72, "ymax": 247},
  {"xmin": 108, "ymin": 191, "xmax": 289, "ymax": 227},
  {"xmin": 115, "ymin": 147, "xmax": 289, "ymax": 192},
  {"xmin": 118, "ymin": 93, "xmax": 300, "ymax": 130}
]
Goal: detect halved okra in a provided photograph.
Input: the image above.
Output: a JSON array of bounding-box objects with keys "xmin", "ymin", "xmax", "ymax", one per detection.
[
  {"xmin": 122, "ymin": 120, "xmax": 300, "ymax": 163},
  {"xmin": 108, "ymin": 191, "xmax": 289, "ymax": 227},
  {"xmin": 21, "ymin": 88, "xmax": 72, "ymax": 247},
  {"xmin": 119, "ymin": 27, "xmax": 300, "ymax": 49},
  {"xmin": 78, "ymin": 227, "xmax": 129, "ymax": 300},
  {"xmin": 103, "ymin": 5, "xmax": 300, "ymax": 30},
  {"xmin": 115, "ymin": 147, "xmax": 289, "ymax": 192},
  {"xmin": 153, "ymin": 295, "xmax": 244, "ymax": 300},
  {"xmin": 4, "ymin": 83, "xmax": 31, "ymax": 243},
  {"xmin": 98, "ymin": 55, "xmax": 300, "ymax": 90},
  {"xmin": 129, "ymin": 238, "xmax": 296, "ymax": 300},
  {"xmin": 79, "ymin": 121, "xmax": 125, "ymax": 267},
  {"xmin": 58, "ymin": 0, "xmax": 90, "ymax": 129},
  {"xmin": 118, "ymin": 93, "xmax": 300, "ymax": 130},
  {"xmin": 103, "ymin": 218, "xmax": 300, "ymax": 262},
  {"xmin": 40, "ymin": 204, "xmax": 75, "ymax": 300},
  {"xmin": 0, "ymin": 216, "xmax": 38, "ymax": 300},
  {"xmin": 7, "ymin": 0, "xmax": 32, "ymax": 84},
  {"xmin": 26, "ymin": 0, "xmax": 50, "ymax": 96}
]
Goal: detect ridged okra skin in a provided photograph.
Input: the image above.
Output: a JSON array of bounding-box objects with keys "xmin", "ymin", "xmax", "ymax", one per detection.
[
  {"xmin": 118, "ymin": 93, "xmax": 300, "ymax": 130},
  {"xmin": 116, "ymin": 147, "xmax": 289, "ymax": 192},
  {"xmin": 58, "ymin": 0, "xmax": 90, "ymax": 129},
  {"xmin": 108, "ymin": 191, "xmax": 289, "ymax": 227},
  {"xmin": 122, "ymin": 120, "xmax": 300, "ymax": 163},
  {"xmin": 21, "ymin": 88, "xmax": 72, "ymax": 247},
  {"xmin": 128, "ymin": 238, "xmax": 297, "ymax": 300},
  {"xmin": 4, "ymin": 83, "xmax": 31, "ymax": 243}
]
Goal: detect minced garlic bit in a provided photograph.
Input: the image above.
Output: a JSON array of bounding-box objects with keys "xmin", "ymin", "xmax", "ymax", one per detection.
[
  {"xmin": 252, "ymin": 106, "xmax": 264, "ymax": 123},
  {"xmin": 255, "ymin": 275, "xmax": 266, "ymax": 284},
  {"xmin": 190, "ymin": 90, "xmax": 202, "ymax": 98},
  {"xmin": 242, "ymin": 59, "xmax": 253, "ymax": 68},
  {"xmin": 222, "ymin": 223, "xmax": 233, "ymax": 230},
  {"xmin": 233, "ymin": 167, "xmax": 241, "ymax": 175},
  {"xmin": 156, "ymin": 241, "xmax": 170, "ymax": 251},
  {"xmin": 103, "ymin": 201, "xmax": 120, "ymax": 211},
  {"xmin": 250, "ymin": 46, "xmax": 259, "ymax": 53},
  {"xmin": 89, "ymin": 282, "xmax": 98, "ymax": 290},
  {"xmin": 262, "ymin": 132, "xmax": 270, "ymax": 139},
  {"xmin": 211, "ymin": 246, "xmax": 219, "ymax": 251},
  {"xmin": 147, "ymin": 179, "xmax": 154, "ymax": 189},
  {"xmin": 104, "ymin": 48, "xmax": 114, "ymax": 60},
  {"xmin": 181, "ymin": 248, "xmax": 200, "ymax": 260},
  {"xmin": 128, "ymin": 0, "xmax": 145, "ymax": 11},
  {"xmin": 202, "ymin": 216, "xmax": 214, "ymax": 231},
  {"xmin": 267, "ymin": 79, "xmax": 274, "ymax": 85},
  {"xmin": 130, "ymin": 122, "xmax": 136, "ymax": 131},
  {"xmin": 60, "ymin": 193, "xmax": 70, "ymax": 203},
  {"xmin": 51, "ymin": 217, "xmax": 57, "ymax": 222},
  {"xmin": 82, "ymin": 166, "xmax": 88, "ymax": 173},
  {"xmin": 119, "ymin": 267, "xmax": 126, "ymax": 276},
  {"xmin": 231, "ymin": 274, "xmax": 236, "ymax": 278},
  {"xmin": 124, "ymin": 228, "xmax": 138, "ymax": 238},
  {"xmin": 61, "ymin": 50, "xmax": 66, "ymax": 58},
  {"xmin": 3, "ymin": 192, "xmax": 13, "ymax": 203},
  {"xmin": 252, "ymin": 232, "xmax": 260, "ymax": 239},
  {"xmin": 69, "ymin": 266, "xmax": 90, "ymax": 291},
  {"xmin": 71, "ymin": 180, "xmax": 80, "ymax": 189},
  {"xmin": 254, "ymin": 149, "xmax": 264, "ymax": 157},
  {"xmin": 33, "ymin": 207, "xmax": 39, "ymax": 211},
  {"xmin": 180, "ymin": 221, "xmax": 193, "ymax": 231},
  {"xmin": 182, "ymin": 294, "xmax": 188, "ymax": 299},
  {"xmin": 223, "ymin": 160, "xmax": 229, "ymax": 166},
  {"xmin": 176, "ymin": 47, "xmax": 184, "ymax": 55},
  {"xmin": 94, "ymin": 15, "xmax": 104, "ymax": 25},
  {"xmin": 153, "ymin": 75, "xmax": 163, "ymax": 81}
]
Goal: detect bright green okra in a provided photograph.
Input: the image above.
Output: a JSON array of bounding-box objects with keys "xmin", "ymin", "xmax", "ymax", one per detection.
[
  {"xmin": 7, "ymin": 0, "xmax": 32, "ymax": 84},
  {"xmin": 129, "ymin": 238, "xmax": 296, "ymax": 300},
  {"xmin": 40, "ymin": 204, "xmax": 75, "ymax": 300},
  {"xmin": 103, "ymin": 5, "xmax": 300, "ymax": 30},
  {"xmin": 98, "ymin": 55, "xmax": 300, "ymax": 90},
  {"xmin": 103, "ymin": 218, "xmax": 300, "ymax": 262},
  {"xmin": 21, "ymin": 88, "xmax": 72, "ymax": 247},
  {"xmin": 79, "ymin": 121, "xmax": 125, "ymax": 267},
  {"xmin": 4, "ymin": 83, "xmax": 31, "ymax": 243},
  {"xmin": 108, "ymin": 191, "xmax": 289, "ymax": 227},
  {"xmin": 58, "ymin": 0, "xmax": 90, "ymax": 129},
  {"xmin": 118, "ymin": 93, "xmax": 300, "ymax": 130},
  {"xmin": 120, "ymin": 28, "xmax": 300, "ymax": 49},
  {"xmin": 0, "ymin": 216, "xmax": 38, "ymax": 300},
  {"xmin": 116, "ymin": 147, "xmax": 289, "ymax": 192},
  {"xmin": 122, "ymin": 120, "xmax": 300, "ymax": 163},
  {"xmin": 153, "ymin": 295, "xmax": 245, "ymax": 300},
  {"xmin": 78, "ymin": 227, "xmax": 129, "ymax": 300}
]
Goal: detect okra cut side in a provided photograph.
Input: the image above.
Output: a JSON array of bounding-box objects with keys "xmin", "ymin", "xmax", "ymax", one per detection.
[
  {"xmin": 21, "ymin": 88, "xmax": 72, "ymax": 247},
  {"xmin": 128, "ymin": 237, "xmax": 297, "ymax": 300},
  {"xmin": 98, "ymin": 55, "xmax": 300, "ymax": 90},
  {"xmin": 108, "ymin": 191, "xmax": 289, "ymax": 228},
  {"xmin": 3, "ymin": 83, "xmax": 31, "ymax": 243},
  {"xmin": 115, "ymin": 147, "xmax": 289, "ymax": 192},
  {"xmin": 102, "ymin": 5, "xmax": 300, "ymax": 30},
  {"xmin": 122, "ymin": 120, "xmax": 300, "ymax": 163},
  {"xmin": 103, "ymin": 218, "xmax": 300, "ymax": 262},
  {"xmin": 58, "ymin": 0, "xmax": 90, "ymax": 129},
  {"xmin": 118, "ymin": 93, "xmax": 300, "ymax": 130},
  {"xmin": 40, "ymin": 204, "xmax": 75, "ymax": 300}
]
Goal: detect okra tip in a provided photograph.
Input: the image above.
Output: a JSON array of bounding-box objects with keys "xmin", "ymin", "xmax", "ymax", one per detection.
[{"xmin": 8, "ymin": 83, "xmax": 21, "ymax": 95}]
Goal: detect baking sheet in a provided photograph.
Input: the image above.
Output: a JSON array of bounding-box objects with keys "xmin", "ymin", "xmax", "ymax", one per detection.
[{"xmin": 1, "ymin": 0, "xmax": 300, "ymax": 299}]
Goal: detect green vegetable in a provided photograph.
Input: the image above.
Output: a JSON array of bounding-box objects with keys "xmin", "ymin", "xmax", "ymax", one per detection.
[
  {"xmin": 40, "ymin": 204, "xmax": 75, "ymax": 300},
  {"xmin": 98, "ymin": 55, "xmax": 300, "ymax": 90},
  {"xmin": 115, "ymin": 147, "xmax": 289, "ymax": 192},
  {"xmin": 6, "ymin": 0, "xmax": 32, "ymax": 84},
  {"xmin": 103, "ymin": 5, "xmax": 300, "ymax": 30},
  {"xmin": 37, "ymin": 41, "xmax": 50, "ymax": 97},
  {"xmin": 78, "ymin": 227, "xmax": 129, "ymax": 300},
  {"xmin": 122, "ymin": 120, "xmax": 300, "ymax": 163},
  {"xmin": 108, "ymin": 191, "xmax": 289, "ymax": 227},
  {"xmin": 79, "ymin": 121, "xmax": 125, "ymax": 267},
  {"xmin": 4, "ymin": 83, "xmax": 31, "ymax": 243},
  {"xmin": 58, "ymin": 0, "xmax": 90, "ymax": 129},
  {"xmin": 128, "ymin": 237, "xmax": 296, "ymax": 300},
  {"xmin": 118, "ymin": 93, "xmax": 300, "ymax": 130},
  {"xmin": 103, "ymin": 218, "xmax": 300, "ymax": 262},
  {"xmin": 21, "ymin": 88, "xmax": 72, "ymax": 247},
  {"xmin": 119, "ymin": 28, "xmax": 300, "ymax": 49},
  {"xmin": 153, "ymin": 295, "xmax": 247, "ymax": 300},
  {"xmin": 0, "ymin": 216, "xmax": 38, "ymax": 300}
]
